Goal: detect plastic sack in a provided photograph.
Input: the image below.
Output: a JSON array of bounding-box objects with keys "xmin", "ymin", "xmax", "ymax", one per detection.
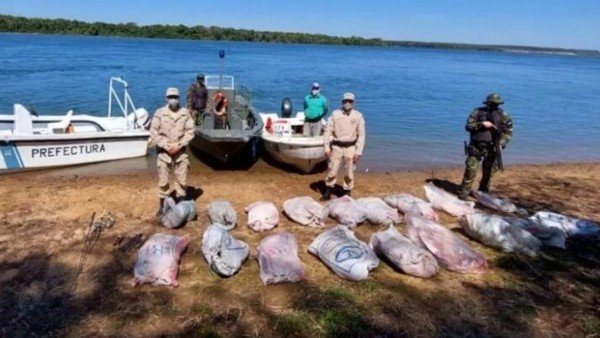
[
  {"xmin": 355, "ymin": 197, "xmax": 402, "ymax": 226},
  {"xmin": 245, "ymin": 201, "xmax": 279, "ymax": 232},
  {"xmin": 405, "ymin": 214, "xmax": 488, "ymax": 274},
  {"xmin": 162, "ymin": 198, "xmax": 197, "ymax": 229},
  {"xmin": 370, "ymin": 225, "xmax": 439, "ymax": 278},
  {"xmin": 382, "ymin": 193, "xmax": 439, "ymax": 221},
  {"xmin": 257, "ymin": 232, "xmax": 306, "ymax": 285},
  {"xmin": 424, "ymin": 183, "xmax": 475, "ymax": 217},
  {"xmin": 308, "ymin": 225, "xmax": 379, "ymax": 281},
  {"xmin": 201, "ymin": 224, "xmax": 249, "ymax": 277},
  {"xmin": 504, "ymin": 217, "xmax": 567, "ymax": 249},
  {"xmin": 460, "ymin": 213, "xmax": 541, "ymax": 257},
  {"xmin": 132, "ymin": 233, "xmax": 189, "ymax": 287},
  {"xmin": 327, "ymin": 196, "xmax": 367, "ymax": 228},
  {"xmin": 473, "ymin": 191, "xmax": 527, "ymax": 216},
  {"xmin": 530, "ymin": 211, "xmax": 600, "ymax": 238},
  {"xmin": 207, "ymin": 200, "xmax": 237, "ymax": 230},
  {"xmin": 283, "ymin": 196, "xmax": 329, "ymax": 228}
]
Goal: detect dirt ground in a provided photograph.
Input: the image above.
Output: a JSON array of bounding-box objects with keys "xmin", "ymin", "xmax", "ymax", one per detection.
[{"xmin": 0, "ymin": 160, "xmax": 598, "ymax": 337}]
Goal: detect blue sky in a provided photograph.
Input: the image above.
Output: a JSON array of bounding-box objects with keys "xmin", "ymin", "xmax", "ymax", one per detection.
[{"xmin": 1, "ymin": 0, "xmax": 598, "ymax": 50}]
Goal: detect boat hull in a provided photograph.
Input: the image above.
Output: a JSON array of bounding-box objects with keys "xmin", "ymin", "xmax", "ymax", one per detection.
[
  {"xmin": 190, "ymin": 133, "xmax": 259, "ymax": 164},
  {"xmin": 0, "ymin": 133, "xmax": 149, "ymax": 172},
  {"xmin": 262, "ymin": 138, "xmax": 327, "ymax": 173}
]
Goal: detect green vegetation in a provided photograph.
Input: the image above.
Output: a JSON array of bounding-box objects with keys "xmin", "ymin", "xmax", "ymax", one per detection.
[{"xmin": 1, "ymin": 14, "xmax": 599, "ymax": 56}]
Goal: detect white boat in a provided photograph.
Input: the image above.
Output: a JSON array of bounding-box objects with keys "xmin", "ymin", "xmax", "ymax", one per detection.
[
  {"xmin": 259, "ymin": 111, "xmax": 327, "ymax": 173},
  {"xmin": 0, "ymin": 77, "xmax": 151, "ymax": 172}
]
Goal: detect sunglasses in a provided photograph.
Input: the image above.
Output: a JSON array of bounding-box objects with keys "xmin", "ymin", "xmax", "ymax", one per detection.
[
  {"xmin": 342, "ymin": 100, "xmax": 354, "ymax": 103},
  {"xmin": 166, "ymin": 95, "xmax": 179, "ymax": 99}
]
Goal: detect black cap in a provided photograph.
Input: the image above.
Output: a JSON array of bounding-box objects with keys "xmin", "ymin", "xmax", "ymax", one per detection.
[{"xmin": 197, "ymin": 73, "xmax": 205, "ymax": 80}]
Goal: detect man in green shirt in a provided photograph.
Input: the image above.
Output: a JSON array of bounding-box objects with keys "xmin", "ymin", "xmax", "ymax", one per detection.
[{"xmin": 303, "ymin": 82, "xmax": 328, "ymax": 137}]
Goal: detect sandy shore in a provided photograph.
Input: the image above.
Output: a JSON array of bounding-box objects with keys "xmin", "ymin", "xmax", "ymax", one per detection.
[{"xmin": 0, "ymin": 161, "xmax": 598, "ymax": 337}]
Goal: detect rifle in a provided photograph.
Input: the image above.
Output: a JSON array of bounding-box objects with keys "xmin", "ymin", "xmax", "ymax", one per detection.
[{"xmin": 489, "ymin": 110, "xmax": 505, "ymax": 171}]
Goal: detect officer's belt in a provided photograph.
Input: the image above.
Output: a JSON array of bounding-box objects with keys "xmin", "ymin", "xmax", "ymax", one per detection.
[
  {"xmin": 331, "ymin": 140, "xmax": 357, "ymax": 148},
  {"xmin": 157, "ymin": 146, "xmax": 187, "ymax": 155}
]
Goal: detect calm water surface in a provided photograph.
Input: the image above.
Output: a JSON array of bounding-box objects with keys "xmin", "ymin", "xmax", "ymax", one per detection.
[{"xmin": 1, "ymin": 33, "xmax": 599, "ymax": 172}]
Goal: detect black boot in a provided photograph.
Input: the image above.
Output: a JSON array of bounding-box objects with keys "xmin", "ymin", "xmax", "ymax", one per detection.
[
  {"xmin": 156, "ymin": 198, "xmax": 165, "ymax": 217},
  {"xmin": 343, "ymin": 189, "xmax": 351, "ymax": 197},
  {"xmin": 320, "ymin": 187, "xmax": 331, "ymax": 201}
]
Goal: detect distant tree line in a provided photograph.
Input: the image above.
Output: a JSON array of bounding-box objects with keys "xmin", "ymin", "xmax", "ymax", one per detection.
[{"xmin": 1, "ymin": 14, "xmax": 597, "ymax": 56}]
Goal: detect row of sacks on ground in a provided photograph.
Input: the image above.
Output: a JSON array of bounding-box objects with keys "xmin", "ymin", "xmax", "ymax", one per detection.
[{"xmin": 133, "ymin": 183, "xmax": 600, "ymax": 287}]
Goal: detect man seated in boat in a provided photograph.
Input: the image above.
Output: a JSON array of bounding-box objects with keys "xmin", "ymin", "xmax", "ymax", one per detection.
[{"xmin": 212, "ymin": 91, "xmax": 229, "ymax": 130}]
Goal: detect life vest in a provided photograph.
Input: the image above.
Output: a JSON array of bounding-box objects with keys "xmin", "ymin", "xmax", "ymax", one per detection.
[{"xmin": 212, "ymin": 91, "xmax": 229, "ymax": 115}]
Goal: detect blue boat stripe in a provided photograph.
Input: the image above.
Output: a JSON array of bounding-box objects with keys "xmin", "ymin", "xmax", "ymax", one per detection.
[
  {"xmin": 0, "ymin": 142, "xmax": 23, "ymax": 169},
  {"xmin": 14, "ymin": 145, "xmax": 24, "ymax": 167}
]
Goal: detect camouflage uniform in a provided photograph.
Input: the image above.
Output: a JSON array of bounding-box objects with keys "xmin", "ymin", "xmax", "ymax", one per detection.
[
  {"xmin": 187, "ymin": 81, "xmax": 208, "ymax": 125},
  {"xmin": 459, "ymin": 94, "xmax": 513, "ymax": 198},
  {"xmin": 150, "ymin": 104, "xmax": 195, "ymax": 199}
]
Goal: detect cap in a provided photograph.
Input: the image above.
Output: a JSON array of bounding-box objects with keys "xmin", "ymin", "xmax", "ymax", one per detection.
[
  {"xmin": 483, "ymin": 93, "xmax": 503, "ymax": 105},
  {"xmin": 342, "ymin": 92, "xmax": 355, "ymax": 102},
  {"xmin": 311, "ymin": 82, "xmax": 320, "ymax": 89},
  {"xmin": 197, "ymin": 73, "xmax": 205, "ymax": 80},
  {"xmin": 165, "ymin": 87, "xmax": 180, "ymax": 98}
]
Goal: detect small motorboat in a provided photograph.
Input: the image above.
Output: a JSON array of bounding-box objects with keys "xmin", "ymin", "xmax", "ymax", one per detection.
[
  {"xmin": 190, "ymin": 74, "xmax": 263, "ymax": 164},
  {"xmin": 0, "ymin": 77, "xmax": 150, "ymax": 172},
  {"xmin": 260, "ymin": 100, "xmax": 327, "ymax": 173}
]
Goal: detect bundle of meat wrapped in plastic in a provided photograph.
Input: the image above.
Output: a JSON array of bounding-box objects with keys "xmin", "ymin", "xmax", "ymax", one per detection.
[
  {"xmin": 472, "ymin": 191, "xmax": 528, "ymax": 216},
  {"xmin": 201, "ymin": 224, "xmax": 249, "ymax": 277},
  {"xmin": 355, "ymin": 197, "xmax": 402, "ymax": 226},
  {"xmin": 370, "ymin": 225, "xmax": 439, "ymax": 278},
  {"xmin": 424, "ymin": 183, "xmax": 475, "ymax": 217},
  {"xmin": 530, "ymin": 211, "xmax": 600, "ymax": 238},
  {"xmin": 283, "ymin": 196, "xmax": 328, "ymax": 228},
  {"xmin": 309, "ymin": 225, "xmax": 379, "ymax": 281},
  {"xmin": 382, "ymin": 193, "xmax": 439, "ymax": 221},
  {"xmin": 131, "ymin": 233, "xmax": 189, "ymax": 287},
  {"xmin": 246, "ymin": 201, "xmax": 279, "ymax": 232},
  {"xmin": 405, "ymin": 214, "xmax": 488, "ymax": 274},
  {"xmin": 206, "ymin": 200, "xmax": 237, "ymax": 230},
  {"xmin": 506, "ymin": 211, "xmax": 600, "ymax": 249},
  {"xmin": 504, "ymin": 217, "xmax": 567, "ymax": 249},
  {"xmin": 257, "ymin": 232, "xmax": 306, "ymax": 285},
  {"xmin": 161, "ymin": 198, "xmax": 197, "ymax": 229},
  {"xmin": 327, "ymin": 196, "xmax": 367, "ymax": 228},
  {"xmin": 460, "ymin": 213, "xmax": 541, "ymax": 257}
]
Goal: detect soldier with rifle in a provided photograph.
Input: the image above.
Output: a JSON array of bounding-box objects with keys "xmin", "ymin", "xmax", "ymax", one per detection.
[{"xmin": 458, "ymin": 93, "xmax": 513, "ymax": 200}]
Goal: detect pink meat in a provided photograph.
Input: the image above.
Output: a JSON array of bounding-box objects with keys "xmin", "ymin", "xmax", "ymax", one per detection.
[
  {"xmin": 424, "ymin": 183, "xmax": 475, "ymax": 217},
  {"xmin": 131, "ymin": 233, "xmax": 189, "ymax": 287},
  {"xmin": 383, "ymin": 193, "xmax": 439, "ymax": 221},
  {"xmin": 405, "ymin": 214, "xmax": 488, "ymax": 274},
  {"xmin": 257, "ymin": 232, "xmax": 306, "ymax": 285},
  {"xmin": 327, "ymin": 195, "xmax": 367, "ymax": 228},
  {"xmin": 246, "ymin": 201, "xmax": 279, "ymax": 232}
]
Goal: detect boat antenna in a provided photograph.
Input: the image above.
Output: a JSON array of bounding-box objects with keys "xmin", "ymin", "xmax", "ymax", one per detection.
[{"xmin": 218, "ymin": 49, "xmax": 225, "ymax": 89}]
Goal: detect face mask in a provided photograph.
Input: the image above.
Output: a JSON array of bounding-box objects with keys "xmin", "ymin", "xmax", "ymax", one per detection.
[
  {"xmin": 311, "ymin": 89, "xmax": 319, "ymax": 96},
  {"xmin": 168, "ymin": 98, "xmax": 179, "ymax": 109}
]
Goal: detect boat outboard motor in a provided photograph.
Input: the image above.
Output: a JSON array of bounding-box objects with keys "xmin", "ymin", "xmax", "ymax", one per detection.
[
  {"xmin": 281, "ymin": 98, "xmax": 293, "ymax": 118},
  {"xmin": 128, "ymin": 108, "xmax": 151, "ymax": 129}
]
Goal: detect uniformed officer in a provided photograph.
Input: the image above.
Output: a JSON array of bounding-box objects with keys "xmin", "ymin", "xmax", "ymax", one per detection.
[
  {"xmin": 150, "ymin": 87, "xmax": 195, "ymax": 216},
  {"xmin": 187, "ymin": 73, "xmax": 208, "ymax": 125},
  {"xmin": 458, "ymin": 93, "xmax": 513, "ymax": 200},
  {"xmin": 321, "ymin": 92, "xmax": 365, "ymax": 200}
]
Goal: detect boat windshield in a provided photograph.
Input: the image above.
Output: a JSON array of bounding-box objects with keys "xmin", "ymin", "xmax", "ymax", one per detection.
[{"xmin": 205, "ymin": 75, "xmax": 235, "ymax": 90}]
